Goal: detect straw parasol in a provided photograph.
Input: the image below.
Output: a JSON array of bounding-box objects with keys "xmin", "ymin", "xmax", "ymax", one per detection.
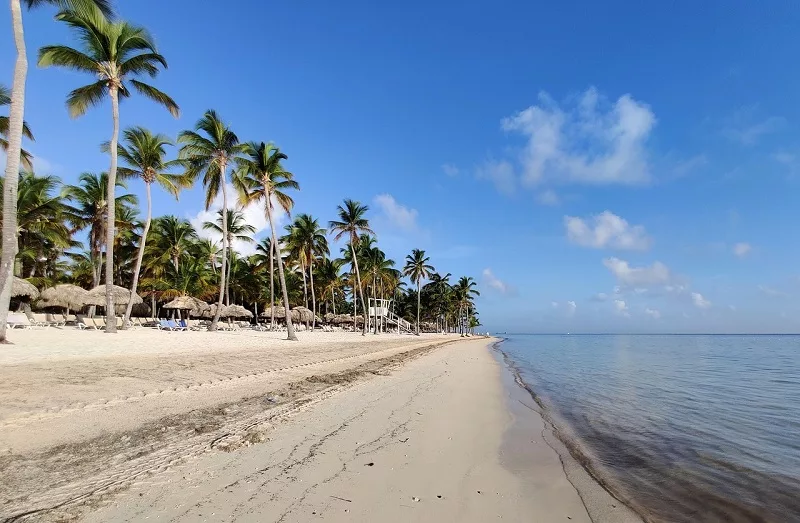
[
  {"xmin": 222, "ymin": 304, "xmax": 253, "ymax": 318},
  {"xmin": 324, "ymin": 312, "xmax": 336, "ymax": 323},
  {"xmin": 39, "ymin": 284, "xmax": 89, "ymax": 309},
  {"xmin": 163, "ymin": 296, "xmax": 209, "ymax": 316},
  {"xmin": 293, "ymin": 306, "xmax": 314, "ymax": 323},
  {"xmin": 332, "ymin": 314, "xmax": 353, "ymax": 325},
  {"xmin": 260, "ymin": 305, "xmax": 287, "ymax": 319},
  {"xmin": 85, "ymin": 285, "xmax": 143, "ymax": 306},
  {"xmin": 12, "ymin": 277, "xmax": 39, "ymax": 299}
]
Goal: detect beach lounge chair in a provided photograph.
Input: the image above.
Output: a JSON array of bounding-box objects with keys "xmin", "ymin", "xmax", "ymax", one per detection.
[
  {"xmin": 46, "ymin": 313, "xmax": 65, "ymax": 327},
  {"xmin": 27, "ymin": 312, "xmax": 49, "ymax": 328},
  {"xmin": 76, "ymin": 314, "xmax": 92, "ymax": 330},
  {"xmin": 64, "ymin": 313, "xmax": 77, "ymax": 326},
  {"xmin": 115, "ymin": 316, "xmax": 123, "ymax": 329},
  {"xmin": 92, "ymin": 317, "xmax": 106, "ymax": 330},
  {"xmin": 175, "ymin": 319, "xmax": 188, "ymax": 331},
  {"xmin": 7, "ymin": 313, "xmax": 32, "ymax": 329}
]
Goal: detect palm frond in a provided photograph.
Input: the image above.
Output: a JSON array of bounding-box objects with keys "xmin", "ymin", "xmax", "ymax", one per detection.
[{"xmin": 129, "ymin": 80, "xmax": 179, "ymax": 117}]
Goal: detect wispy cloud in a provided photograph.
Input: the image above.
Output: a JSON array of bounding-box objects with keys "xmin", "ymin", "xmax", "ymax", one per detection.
[
  {"xmin": 536, "ymin": 189, "xmax": 560, "ymax": 206},
  {"xmin": 723, "ymin": 106, "xmax": 784, "ymax": 146},
  {"xmin": 645, "ymin": 307, "xmax": 661, "ymax": 319},
  {"xmin": 733, "ymin": 242, "xmax": 751, "ymax": 258},
  {"xmin": 482, "ymin": 268, "xmax": 513, "ymax": 294},
  {"xmin": 758, "ymin": 285, "xmax": 788, "ymax": 298},
  {"xmin": 476, "ymin": 159, "xmax": 516, "ymax": 195},
  {"xmin": 373, "ymin": 194, "xmax": 420, "ymax": 234},
  {"xmin": 565, "ymin": 211, "xmax": 651, "ymax": 250},
  {"xmin": 603, "ymin": 257, "xmax": 671, "ymax": 286},
  {"xmin": 691, "ymin": 292, "xmax": 712, "ymax": 309},
  {"xmin": 441, "ymin": 163, "xmax": 459, "ymax": 177}
]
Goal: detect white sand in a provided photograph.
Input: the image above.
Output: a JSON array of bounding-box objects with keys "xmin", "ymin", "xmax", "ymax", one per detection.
[{"xmin": 1, "ymin": 330, "xmax": 640, "ymax": 522}]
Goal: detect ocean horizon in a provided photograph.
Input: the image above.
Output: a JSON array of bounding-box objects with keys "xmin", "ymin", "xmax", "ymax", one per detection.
[{"xmin": 496, "ymin": 333, "xmax": 800, "ymax": 523}]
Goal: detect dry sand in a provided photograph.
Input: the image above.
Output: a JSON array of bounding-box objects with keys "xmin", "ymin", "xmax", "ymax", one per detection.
[{"xmin": 1, "ymin": 329, "xmax": 639, "ymax": 522}]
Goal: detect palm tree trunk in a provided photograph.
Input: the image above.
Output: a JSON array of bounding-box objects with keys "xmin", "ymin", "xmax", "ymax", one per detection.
[
  {"xmin": 332, "ymin": 288, "xmax": 336, "ymax": 315},
  {"xmin": 225, "ymin": 241, "xmax": 232, "ymax": 306},
  {"xmin": 104, "ymin": 86, "xmax": 120, "ymax": 333},
  {"xmin": 351, "ymin": 270, "xmax": 357, "ymax": 332},
  {"xmin": 266, "ymin": 197, "xmax": 297, "ymax": 341},
  {"xmin": 309, "ymin": 257, "xmax": 317, "ymax": 331},
  {"xmin": 210, "ymin": 164, "xmax": 228, "ymax": 331},
  {"xmin": 416, "ymin": 280, "xmax": 421, "ymax": 335},
  {"xmin": 0, "ymin": 0, "xmax": 26, "ymax": 343},
  {"xmin": 123, "ymin": 181, "xmax": 152, "ymax": 328},
  {"xmin": 269, "ymin": 239, "xmax": 275, "ymax": 330},
  {"xmin": 350, "ymin": 242, "xmax": 367, "ymax": 336},
  {"xmin": 301, "ymin": 261, "xmax": 308, "ymax": 310}
]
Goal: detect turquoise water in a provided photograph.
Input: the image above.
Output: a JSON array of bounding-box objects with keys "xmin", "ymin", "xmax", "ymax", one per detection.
[{"xmin": 497, "ymin": 334, "xmax": 800, "ymax": 523}]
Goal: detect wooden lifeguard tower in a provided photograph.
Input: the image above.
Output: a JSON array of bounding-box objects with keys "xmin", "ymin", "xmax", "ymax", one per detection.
[{"xmin": 367, "ymin": 297, "xmax": 412, "ymax": 334}]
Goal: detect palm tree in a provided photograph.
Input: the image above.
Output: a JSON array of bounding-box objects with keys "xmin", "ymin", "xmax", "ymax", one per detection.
[
  {"xmin": 0, "ymin": 0, "xmax": 112, "ymax": 342},
  {"xmin": 144, "ymin": 216, "xmax": 197, "ymax": 273},
  {"xmin": 403, "ymin": 249, "xmax": 435, "ymax": 335},
  {"xmin": 253, "ymin": 237, "xmax": 277, "ymax": 328},
  {"xmin": 284, "ymin": 214, "xmax": 328, "ymax": 330},
  {"xmin": 109, "ymin": 126, "xmax": 184, "ymax": 327},
  {"xmin": 453, "ymin": 276, "xmax": 480, "ymax": 336},
  {"xmin": 178, "ymin": 110, "xmax": 241, "ymax": 331},
  {"xmin": 235, "ymin": 142, "xmax": 299, "ymax": 341},
  {"xmin": 202, "ymin": 208, "xmax": 255, "ymax": 305},
  {"xmin": 62, "ymin": 172, "xmax": 136, "ymax": 289},
  {"xmin": 317, "ymin": 257, "xmax": 344, "ymax": 315},
  {"xmin": 424, "ymin": 272, "xmax": 451, "ymax": 332},
  {"xmin": 0, "ymin": 84, "xmax": 34, "ymax": 170},
  {"xmin": 330, "ymin": 200, "xmax": 373, "ymax": 335},
  {"xmin": 39, "ymin": 4, "xmax": 179, "ymax": 332},
  {"xmin": 0, "ymin": 172, "xmax": 74, "ymax": 279}
]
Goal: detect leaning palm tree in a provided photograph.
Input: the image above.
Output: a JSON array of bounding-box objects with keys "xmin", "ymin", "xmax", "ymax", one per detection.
[
  {"xmin": 403, "ymin": 249, "xmax": 435, "ymax": 335},
  {"xmin": 329, "ymin": 200, "xmax": 373, "ymax": 336},
  {"xmin": 39, "ymin": 4, "xmax": 179, "ymax": 332},
  {"xmin": 0, "ymin": 84, "xmax": 34, "ymax": 170},
  {"xmin": 178, "ymin": 110, "xmax": 241, "ymax": 331},
  {"xmin": 253, "ymin": 237, "xmax": 277, "ymax": 328},
  {"xmin": 108, "ymin": 126, "xmax": 184, "ymax": 327},
  {"xmin": 203, "ymin": 208, "xmax": 255, "ymax": 305},
  {"xmin": 234, "ymin": 142, "xmax": 299, "ymax": 341},
  {"xmin": 1, "ymin": 0, "xmax": 112, "ymax": 342}
]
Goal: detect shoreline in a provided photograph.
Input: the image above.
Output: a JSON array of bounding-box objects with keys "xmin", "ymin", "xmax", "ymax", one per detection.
[{"xmin": 491, "ymin": 338, "xmax": 643, "ymax": 523}]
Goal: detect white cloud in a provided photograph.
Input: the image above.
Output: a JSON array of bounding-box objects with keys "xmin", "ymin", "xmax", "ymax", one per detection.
[
  {"xmin": 773, "ymin": 152, "xmax": 795, "ymax": 165},
  {"xmin": 691, "ymin": 292, "xmax": 712, "ymax": 309},
  {"xmin": 758, "ymin": 285, "xmax": 788, "ymax": 298},
  {"xmin": 536, "ymin": 189, "xmax": 560, "ymax": 206},
  {"xmin": 645, "ymin": 307, "xmax": 661, "ymax": 319},
  {"xmin": 566, "ymin": 300, "xmax": 577, "ymax": 316},
  {"xmin": 482, "ymin": 268, "xmax": 512, "ymax": 294},
  {"xmin": 373, "ymin": 194, "xmax": 420, "ymax": 233},
  {"xmin": 476, "ymin": 159, "xmax": 516, "ymax": 195},
  {"xmin": 723, "ymin": 108, "xmax": 784, "ymax": 146},
  {"xmin": 671, "ymin": 154, "xmax": 708, "ymax": 178},
  {"xmin": 591, "ymin": 292, "xmax": 609, "ymax": 302},
  {"xmin": 551, "ymin": 301, "xmax": 559, "ymax": 309},
  {"xmin": 565, "ymin": 211, "xmax": 651, "ymax": 250},
  {"xmin": 188, "ymin": 183, "xmax": 281, "ymax": 257},
  {"xmin": 603, "ymin": 257, "xmax": 671, "ymax": 286},
  {"xmin": 501, "ymin": 87, "xmax": 655, "ymax": 186},
  {"xmin": 733, "ymin": 242, "xmax": 751, "ymax": 258},
  {"xmin": 614, "ymin": 299, "xmax": 630, "ymax": 317},
  {"xmin": 441, "ymin": 163, "xmax": 459, "ymax": 177}
]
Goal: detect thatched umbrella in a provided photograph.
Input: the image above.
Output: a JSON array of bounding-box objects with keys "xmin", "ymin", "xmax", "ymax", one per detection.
[
  {"xmin": 164, "ymin": 296, "xmax": 209, "ymax": 317},
  {"xmin": 39, "ymin": 284, "xmax": 87, "ymax": 309},
  {"xmin": 324, "ymin": 312, "xmax": 336, "ymax": 323},
  {"xmin": 223, "ymin": 304, "xmax": 253, "ymax": 318},
  {"xmin": 293, "ymin": 306, "xmax": 314, "ymax": 323},
  {"xmin": 85, "ymin": 285, "xmax": 143, "ymax": 307},
  {"xmin": 333, "ymin": 314, "xmax": 353, "ymax": 325},
  {"xmin": 260, "ymin": 305, "xmax": 287, "ymax": 319},
  {"xmin": 116, "ymin": 302, "xmax": 150, "ymax": 317},
  {"xmin": 12, "ymin": 277, "xmax": 39, "ymax": 300}
]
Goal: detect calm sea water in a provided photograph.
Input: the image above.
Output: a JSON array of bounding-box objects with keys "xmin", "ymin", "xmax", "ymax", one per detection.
[{"xmin": 497, "ymin": 334, "xmax": 800, "ymax": 523}]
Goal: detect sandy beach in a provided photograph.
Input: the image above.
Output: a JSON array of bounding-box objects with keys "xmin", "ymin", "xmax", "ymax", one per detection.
[{"xmin": 1, "ymin": 330, "xmax": 638, "ymax": 522}]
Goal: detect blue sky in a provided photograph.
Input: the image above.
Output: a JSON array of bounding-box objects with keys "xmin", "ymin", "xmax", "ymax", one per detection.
[{"xmin": 2, "ymin": 0, "xmax": 800, "ymax": 333}]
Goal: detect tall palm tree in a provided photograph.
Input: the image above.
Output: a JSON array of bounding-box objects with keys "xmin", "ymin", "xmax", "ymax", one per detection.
[
  {"xmin": 0, "ymin": 84, "xmax": 33, "ymax": 170},
  {"xmin": 178, "ymin": 110, "xmax": 241, "ymax": 331},
  {"xmin": 109, "ymin": 126, "xmax": 184, "ymax": 327},
  {"xmin": 424, "ymin": 272, "xmax": 451, "ymax": 332},
  {"xmin": 403, "ymin": 249, "xmax": 435, "ymax": 335},
  {"xmin": 285, "ymin": 214, "xmax": 328, "ymax": 330},
  {"xmin": 39, "ymin": 4, "xmax": 179, "ymax": 332},
  {"xmin": 329, "ymin": 200, "xmax": 373, "ymax": 335},
  {"xmin": 253, "ymin": 237, "xmax": 277, "ymax": 328},
  {"xmin": 453, "ymin": 276, "xmax": 480, "ymax": 336},
  {"xmin": 0, "ymin": 0, "xmax": 112, "ymax": 342},
  {"xmin": 62, "ymin": 172, "xmax": 136, "ymax": 289},
  {"xmin": 317, "ymin": 257, "xmax": 344, "ymax": 315},
  {"xmin": 202, "ymin": 208, "xmax": 255, "ymax": 305},
  {"xmin": 144, "ymin": 216, "xmax": 197, "ymax": 273},
  {"xmin": 235, "ymin": 142, "xmax": 299, "ymax": 340}
]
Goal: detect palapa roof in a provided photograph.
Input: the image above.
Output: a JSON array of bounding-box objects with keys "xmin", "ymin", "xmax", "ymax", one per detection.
[
  {"xmin": 223, "ymin": 304, "xmax": 253, "ymax": 318},
  {"xmin": 293, "ymin": 306, "xmax": 314, "ymax": 322},
  {"xmin": 85, "ymin": 284, "xmax": 143, "ymax": 306},
  {"xmin": 38, "ymin": 284, "xmax": 89, "ymax": 309},
  {"xmin": 12, "ymin": 277, "xmax": 39, "ymax": 299},
  {"xmin": 163, "ymin": 296, "xmax": 209, "ymax": 315}
]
